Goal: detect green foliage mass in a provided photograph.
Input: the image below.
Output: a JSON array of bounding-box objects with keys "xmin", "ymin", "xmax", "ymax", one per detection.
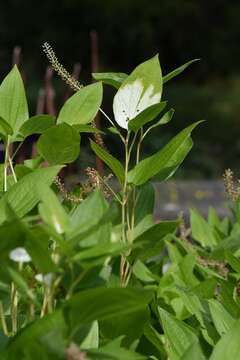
[{"xmin": 0, "ymin": 51, "xmax": 239, "ymax": 360}]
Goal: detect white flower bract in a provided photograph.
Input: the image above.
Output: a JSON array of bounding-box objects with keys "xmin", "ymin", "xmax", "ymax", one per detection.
[
  {"xmin": 113, "ymin": 79, "xmax": 161, "ymax": 129},
  {"xmin": 9, "ymin": 247, "xmax": 32, "ymax": 263}
]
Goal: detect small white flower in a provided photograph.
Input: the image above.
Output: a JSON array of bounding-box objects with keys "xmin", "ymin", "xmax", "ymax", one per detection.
[
  {"xmin": 35, "ymin": 273, "xmax": 53, "ymax": 287},
  {"xmin": 9, "ymin": 247, "xmax": 32, "ymax": 263}
]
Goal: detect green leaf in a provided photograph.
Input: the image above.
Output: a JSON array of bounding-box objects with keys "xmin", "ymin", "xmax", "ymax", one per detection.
[
  {"xmin": 72, "ymin": 241, "xmax": 127, "ymax": 262},
  {"xmin": 225, "ymin": 251, "xmax": 240, "ymax": 273},
  {"xmin": 5, "ymin": 310, "xmax": 65, "ymax": 357},
  {"xmin": 18, "ymin": 114, "xmax": 55, "ymax": 138},
  {"xmin": 133, "ymin": 182, "xmax": 155, "ymax": 238},
  {"xmin": 158, "ymin": 307, "xmax": 198, "ymax": 359},
  {"xmin": 130, "ymin": 220, "xmax": 179, "ymax": 262},
  {"xmin": 0, "ymin": 166, "xmax": 62, "ymax": 224},
  {"xmin": 80, "ymin": 321, "xmax": 99, "ymax": 349},
  {"xmin": 209, "ymin": 299, "xmax": 236, "ymax": 336},
  {"xmin": 128, "ymin": 122, "xmax": 202, "ymax": 185},
  {"xmin": 132, "ymin": 260, "xmax": 156, "ymax": 282},
  {"xmin": 92, "ymin": 72, "xmax": 128, "ymax": 89},
  {"xmin": 210, "ymin": 318, "xmax": 240, "ymax": 360},
  {"xmin": 67, "ymin": 189, "xmax": 109, "ymax": 240},
  {"xmin": 37, "ymin": 184, "xmax": 70, "ymax": 234},
  {"xmin": 190, "ymin": 208, "xmax": 217, "ymax": 248},
  {"xmin": 128, "ymin": 101, "xmax": 167, "ymax": 132},
  {"xmin": 0, "ymin": 65, "xmax": 28, "ymax": 138},
  {"xmin": 37, "ymin": 123, "xmax": 80, "ymax": 165},
  {"xmin": 90, "ymin": 140, "xmax": 124, "ymax": 184},
  {"xmin": 179, "ymin": 342, "xmax": 205, "ymax": 360},
  {"xmin": 25, "ymin": 226, "xmax": 57, "ymax": 273},
  {"xmin": 147, "ymin": 108, "xmax": 175, "ymax": 132},
  {"xmin": 91, "ymin": 337, "xmax": 147, "ymax": 360},
  {"xmin": 163, "ymin": 59, "xmax": 200, "ymax": 84},
  {"xmin": 100, "ymin": 309, "xmax": 150, "ymax": 349},
  {"xmin": 72, "ymin": 124, "xmax": 104, "ymax": 134},
  {"xmin": 64, "ymin": 287, "xmax": 153, "ymax": 333},
  {"xmin": 113, "ymin": 55, "xmax": 162, "ymax": 130},
  {"xmin": 0, "ymin": 117, "xmax": 13, "ymax": 138},
  {"xmin": 57, "ymin": 82, "xmax": 103, "ymax": 125}
]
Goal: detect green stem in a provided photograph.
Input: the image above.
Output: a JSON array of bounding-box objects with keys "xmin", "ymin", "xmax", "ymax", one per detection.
[
  {"xmin": 0, "ymin": 301, "xmax": 9, "ymax": 336},
  {"xmin": 97, "ymin": 174, "xmax": 123, "ymax": 204},
  {"xmin": 3, "ymin": 137, "xmax": 10, "ymax": 192}
]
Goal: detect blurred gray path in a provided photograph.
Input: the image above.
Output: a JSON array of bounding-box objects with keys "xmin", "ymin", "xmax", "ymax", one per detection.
[{"xmin": 153, "ymin": 180, "xmax": 228, "ymax": 220}]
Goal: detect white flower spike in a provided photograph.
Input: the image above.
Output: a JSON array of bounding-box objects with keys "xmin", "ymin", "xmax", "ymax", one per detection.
[{"xmin": 9, "ymin": 247, "xmax": 32, "ymax": 263}]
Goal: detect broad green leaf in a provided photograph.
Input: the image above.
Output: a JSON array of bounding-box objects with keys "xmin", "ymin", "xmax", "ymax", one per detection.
[
  {"xmin": 18, "ymin": 114, "xmax": 55, "ymax": 138},
  {"xmin": 133, "ymin": 182, "xmax": 155, "ymax": 238},
  {"xmin": 100, "ymin": 309, "xmax": 150, "ymax": 349},
  {"xmin": 72, "ymin": 241, "xmax": 127, "ymax": 262},
  {"xmin": 90, "ymin": 140, "xmax": 124, "ymax": 184},
  {"xmin": 64, "ymin": 287, "xmax": 153, "ymax": 333},
  {"xmin": 218, "ymin": 280, "xmax": 240, "ymax": 318},
  {"xmin": 209, "ymin": 299, "xmax": 235, "ymax": 336},
  {"xmin": 24, "ymin": 226, "xmax": 57, "ymax": 273},
  {"xmin": 128, "ymin": 101, "xmax": 167, "ymax": 132},
  {"xmin": 210, "ymin": 318, "xmax": 240, "ymax": 360},
  {"xmin": 0, "ymin": 166, "xmax": 62, "ymax": 224},
  {"xmin": 130, "ymin": 220, "xmax": 179, "ymax": 262},
  {"xmin": 190, "ymin": 208, "xmax": 217, "ymax": 248},
  {"xmin": 133, "ymin": 260, "xmax": 156, "ymax": 282},
  {"xmin": 0, "ymin": 117, "xmax": 13, "ymax": 138},
  {"xmin": 80, "ymin": 321, "xmax": 99, "ymax": 350},
  {"xmin": 0, "ymin": 65, "xmax": 28, "ymax": 138},
  {"xmin": 57, "ymin": 82, "xmax": 103, "ymax": 125},
  {"xmin": 143, "ymin": 323, "xmax": 166, "ymax": 357},
  {"xmin": 68, "ymin": 189, "xmax": 109, "ymax": 240},
  {"xmin": 92, "ymin": 72, "xmax": 128, "ymax": 89},
  {"xmin": 37, "ymin": 184, "xmax": 70, "ymax": 234},
  {"xmin": 163, "ymin": 59, "xmax": 200, "ymax": 84},
  {"xmin": 128, "ymin": 122, "xmax": 202, "ymax": 185},
  {"xmin": 158, "ymin": 307, "xmax": 198, "ymax": 359},
  {"xmin": 24, "ymin": 156, "xmax": 43, "ymax": 170},
  {"xmin": 179, "ymin": 342, "xmax": 205, "ymax": 360},
  {"xmin": 5, "ymin": 310, "xmax": 65, "ymax": 357},
  {"xmin": 37, "ymin": 123, "xmax": 80, "ymax": 165},
  {"xmin": 225, "ymin": 251, "xmax": 240, "ymax": 273},
  {"xmin": 113, "ymin": 55, "xmax": 162, "ymax": 130}
]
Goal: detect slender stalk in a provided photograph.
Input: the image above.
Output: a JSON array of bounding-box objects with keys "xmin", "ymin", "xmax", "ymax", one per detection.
[
  {"xmin": 11, "ymin": 282, "xmax": 18, "ymax": 334},
  {"xmin": 97, "ymin": 174, "xmax": 123, "ymax": 204},
  {"xmin": 120, "ymin": 133, "xmax": 131, "ymax": 286},
  {"xmin": 8, "ymin": 156, "xmax": 17, "ymax": 183},
  {"xmin": 0, "ymin": 301, "xmax": 9, "ymax": 336},
  {"xmin": 65, "ymin": 270, "xmax": 88, "ymax": 300},
  {"xmin": 3, "ymin": 137, "xmax": 10, "ymax": 192}
]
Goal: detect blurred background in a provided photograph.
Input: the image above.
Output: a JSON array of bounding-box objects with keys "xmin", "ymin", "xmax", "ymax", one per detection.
[{"xmin": 1, "ymin": 0, "xmax": 240, "ymax": 215}]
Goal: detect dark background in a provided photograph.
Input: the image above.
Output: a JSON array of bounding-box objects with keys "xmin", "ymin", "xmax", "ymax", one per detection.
[{"xmin": 1, "ymin": 0, "xmax": 240, "ymax": 179}]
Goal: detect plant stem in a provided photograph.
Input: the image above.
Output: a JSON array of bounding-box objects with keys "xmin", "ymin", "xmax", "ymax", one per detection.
[
  {"xmin": 11, "ymin": 282, "xmax": 18, "ymax": 334},
  {"xmin": 0, "ymin": 301, "xmax": 9, "ymax": 336},
  {"xmin": 3, "ymin": 137, "xmax": 10, "ymax": 192},
  {"xmin": 97, "ymin": 174, "xmax": 123, "ymax": 204},
  {"xmin": 120, "ymin": 133, "xmax": 131, "ymax": 286}
]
